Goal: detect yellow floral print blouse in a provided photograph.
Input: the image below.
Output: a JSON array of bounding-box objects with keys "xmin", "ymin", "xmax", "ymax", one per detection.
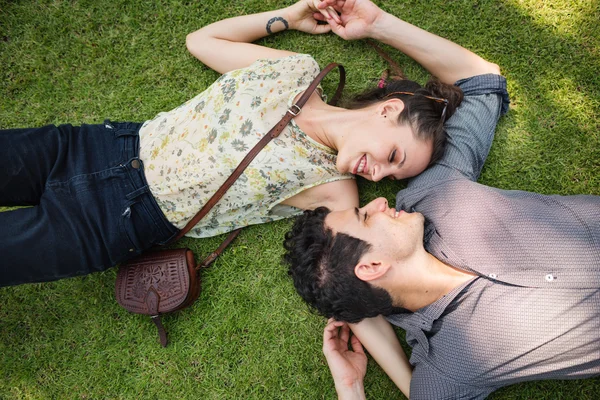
[{"xmin": 138, "ymin": 54, "xmax": 352, "ymax": 238}]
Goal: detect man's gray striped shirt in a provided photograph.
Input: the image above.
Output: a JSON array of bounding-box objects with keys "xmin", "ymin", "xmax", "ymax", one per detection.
[{"xmin": 387, "ymin": 74, "xmax": 600, "ymax": 399}]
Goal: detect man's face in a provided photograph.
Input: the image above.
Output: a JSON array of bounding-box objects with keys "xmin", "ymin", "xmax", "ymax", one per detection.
[{"xmin": 324, "ymin": 197, "xmax": 426, "ymax": 263}]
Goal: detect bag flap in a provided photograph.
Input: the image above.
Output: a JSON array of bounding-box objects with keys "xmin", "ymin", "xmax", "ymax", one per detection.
[{"xmin": 115, "ymin": 249, "xmax": 194, "ymax": 314}]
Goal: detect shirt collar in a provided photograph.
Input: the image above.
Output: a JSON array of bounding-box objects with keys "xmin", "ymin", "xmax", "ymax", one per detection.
[
  {"xmin": 418, "ymin": 278, "xmax": 477, "ymax": 322},
  {"xmin": 423, "ymin": 218, "xmax": 436, "ymax": 244},
  {"xmin": 386, "ymin": 278, "xmax": 478, "ymax": 355}
]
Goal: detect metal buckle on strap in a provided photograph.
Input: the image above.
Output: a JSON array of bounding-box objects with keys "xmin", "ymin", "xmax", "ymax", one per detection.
[{"xmin": 288, "ymin": 104, "xmax": 301, "ymax": 116}]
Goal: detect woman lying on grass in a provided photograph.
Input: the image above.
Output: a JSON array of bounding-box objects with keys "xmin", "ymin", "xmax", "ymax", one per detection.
[{"xmin": 1, "ymin": 0, "xmax": 474, "ymax": 287}]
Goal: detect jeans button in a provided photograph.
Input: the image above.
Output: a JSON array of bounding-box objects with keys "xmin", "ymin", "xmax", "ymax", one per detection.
[{"xmin": 131, "ymin": 159, "xmax": 141, "ymax": 169}]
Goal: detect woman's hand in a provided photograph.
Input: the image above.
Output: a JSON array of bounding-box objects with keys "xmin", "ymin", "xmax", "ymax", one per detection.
[
  {"xmin": 287, "ymin": 0, "xmax": 341, "ymax": 34},
  {"xmin": 313, "ymin": 0, "xmax": 386, "ymax": 41},
  {"xmin": 323, "ymin": 319, "xmax": 368, "ymax": 400}
]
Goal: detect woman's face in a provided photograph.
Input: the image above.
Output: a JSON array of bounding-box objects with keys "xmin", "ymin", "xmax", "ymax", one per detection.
[{"xmin": 336, "ymin": 103, "xmax": 434, "ymax": 182}]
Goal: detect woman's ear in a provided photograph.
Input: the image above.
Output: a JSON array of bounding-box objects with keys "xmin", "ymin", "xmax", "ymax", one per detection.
[
  {"xmin": 379, "ymin": 98, "xmax": 405, "ymax": 119},
  {"xmin": 354, "ymin": 260, "xmax": 391, "ymax": 282}
]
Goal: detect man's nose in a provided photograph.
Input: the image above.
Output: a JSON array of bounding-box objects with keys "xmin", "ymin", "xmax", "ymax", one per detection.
[{"xmin": 361, "ymin": 197, "xmax": 388, "ymax": 213}]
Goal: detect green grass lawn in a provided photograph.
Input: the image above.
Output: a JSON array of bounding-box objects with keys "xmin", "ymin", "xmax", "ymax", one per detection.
[{"xmin": 1, "ymin": 0, "xmax": 599, "ymax": 398}]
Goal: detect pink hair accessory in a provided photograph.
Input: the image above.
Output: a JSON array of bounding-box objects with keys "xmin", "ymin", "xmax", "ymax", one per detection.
[{"xmin": 377, "ymin": 77, "xmax": 386, "ymax": 89}]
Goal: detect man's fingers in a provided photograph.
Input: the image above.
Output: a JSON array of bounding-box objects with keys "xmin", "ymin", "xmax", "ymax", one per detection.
[
  {"xmin": 324, "ymin": 319, "xmax": 344, "ymax": 339},
  {"xmin": 339, "ymin": 322, "xmax": 350, "ymax": 344},
  {"xmin": 323, "ymin": 324, "xmax": 336, "ymax": 351},
  {"xmin": 323, "ymin": 319, "xmax": 345, "ymax": 352},
  {"xmin": 350, "ymin": 333, "xmax": 365, "ymax": 355},
  {"xmin": 327, "ymin": 317, "xmax": 344, "ymax": 326}
]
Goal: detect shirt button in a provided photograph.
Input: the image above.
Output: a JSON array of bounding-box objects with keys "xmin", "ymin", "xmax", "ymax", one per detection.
[
  {"xmin": 131, "ymin": 159, "xmax": 141, "ymax": 169},
  {"xmin": 545, "ymin": 274, "xmax": 555, "ymax": 282},
  {"xmin": 488, "ymin": 273, "xmax": 497, "ymax": 279},
  {"xmin": 129, "ymin": 248, "xmax": 135, "ymax": 252}
]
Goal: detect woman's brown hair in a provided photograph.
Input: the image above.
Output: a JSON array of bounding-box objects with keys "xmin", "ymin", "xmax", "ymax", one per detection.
[{"xmin": 343, "ymin": 42, "xmax": 464, "ymax": 166}]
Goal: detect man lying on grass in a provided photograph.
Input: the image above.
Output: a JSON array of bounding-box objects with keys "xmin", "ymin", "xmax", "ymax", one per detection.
[
  {"xmin": 283, "ymin": 3, "xmax": 600, "ymax": 395},
  {"xmin": 284, "ymin": 92, "xmax": 600, "ymax": 397},
  {"xmin": 285, "ymin": 188, "xmax": 599, "ymax": 398}
]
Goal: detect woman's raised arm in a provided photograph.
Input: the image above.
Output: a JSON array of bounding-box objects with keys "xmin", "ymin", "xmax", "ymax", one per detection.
[
  {"xmin": 322, "ymin": 0, "xmax": 500, "ymax": 84},
  {"xmin": 186, "ymin": 0, "xmax": 338, "ymax": 74}
]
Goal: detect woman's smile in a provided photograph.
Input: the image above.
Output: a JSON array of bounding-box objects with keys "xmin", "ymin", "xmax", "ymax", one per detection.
[{"xmin": 354, "ymin": 154, "xmax": 368, "ymax": 174}]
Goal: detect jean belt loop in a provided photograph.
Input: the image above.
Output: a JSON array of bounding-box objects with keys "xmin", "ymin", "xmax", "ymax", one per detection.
[
  {"xmin": 125, "ymin": 185, "xmax": 151, "ymax": 201},
  {"xmin": 115, "ymin": 128, "xmax": 139, "ymax": 137}
]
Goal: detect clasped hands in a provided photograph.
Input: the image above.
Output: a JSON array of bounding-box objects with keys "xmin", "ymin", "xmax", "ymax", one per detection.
[{"xmin": 287, "ymin": 0, "xmax": 385, "ymax": 40}]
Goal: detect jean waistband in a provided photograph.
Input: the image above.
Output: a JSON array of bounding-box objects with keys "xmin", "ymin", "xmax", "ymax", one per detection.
[{"xmin": 105, "ymin": 119, "xmax": 180, "ymax": 245}]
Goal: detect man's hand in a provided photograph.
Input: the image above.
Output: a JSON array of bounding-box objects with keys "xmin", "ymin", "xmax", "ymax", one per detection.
[
  {"xmin": 323, "ymin": 318, "xmax": 368, "ymax": 400},
  {"xmin": 313, "ymin": 0, "xmax": 386, "ymax": 40}
]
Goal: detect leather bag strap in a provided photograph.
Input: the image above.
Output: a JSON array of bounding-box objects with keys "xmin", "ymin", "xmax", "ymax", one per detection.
[
  {"xmin": 151, "ymin": 315, "xmax": 168, "ymax": 347},
  {"xmin": 171, "ymin": 63, "xmax": 345, "ymax": 242},
  {"xmin": 198, "ymin": 228, "xmax": 242, "ymax": 270}
]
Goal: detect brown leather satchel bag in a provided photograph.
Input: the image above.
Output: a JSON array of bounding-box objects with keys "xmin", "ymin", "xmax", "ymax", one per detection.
[
  {"xmin": 115, "ymin": 63, "xmax": 345, "ymax": 347},
  {"xmin": 115, "ymin": 235, "xmax": 238, "ymax": 346}
]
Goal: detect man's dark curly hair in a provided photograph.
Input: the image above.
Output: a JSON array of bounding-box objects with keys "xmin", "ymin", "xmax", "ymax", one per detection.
[{"xmin": 283, "ymin": 207, "xmax": 396, "ymax": 323}]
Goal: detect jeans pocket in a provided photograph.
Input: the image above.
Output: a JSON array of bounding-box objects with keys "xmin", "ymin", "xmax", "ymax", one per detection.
[{"xmin": 116, "ymin": 199, "xmax": 159, "ymax": 264}]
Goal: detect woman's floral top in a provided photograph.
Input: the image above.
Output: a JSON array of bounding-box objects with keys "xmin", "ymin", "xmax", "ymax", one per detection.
[{"xmin": 138, "ymin": 54, "xmax": 352, "ymax": 238}]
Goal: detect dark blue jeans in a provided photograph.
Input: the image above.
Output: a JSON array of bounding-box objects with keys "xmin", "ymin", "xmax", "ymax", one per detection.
[{"xmin": 0, "ymin": 121, "xmax": 179, "ymax": 287}]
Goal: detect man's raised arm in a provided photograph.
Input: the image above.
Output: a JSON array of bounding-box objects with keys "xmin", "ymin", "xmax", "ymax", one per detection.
[{"xmin": 349, "ymin": 316, "xmax": 412, "ymax": 397}]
